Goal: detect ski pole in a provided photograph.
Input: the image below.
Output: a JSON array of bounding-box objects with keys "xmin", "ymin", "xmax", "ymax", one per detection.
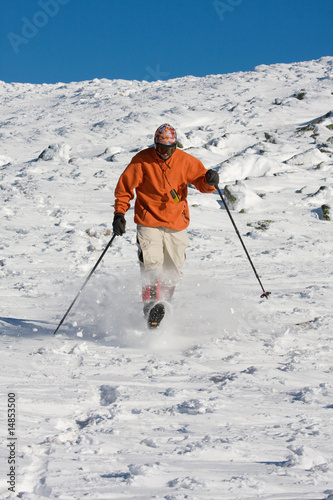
[
  {"xmin": 53, "ymin": 234, "xmax": 117, "ymax": 335},
  {"xmin": 215, "ymin": 184, "xmax": 271, "ymax": 299}
]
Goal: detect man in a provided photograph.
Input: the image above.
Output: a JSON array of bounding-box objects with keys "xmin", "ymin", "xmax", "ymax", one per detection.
[{"xmin": 113, "ymin": 123, "xmax": 219, "ymax": 328}]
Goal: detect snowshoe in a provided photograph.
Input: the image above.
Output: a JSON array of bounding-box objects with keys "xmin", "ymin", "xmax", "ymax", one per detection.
[{"xmin": 147, "ymin": 302, "xmax": 165, "ymax": 329}]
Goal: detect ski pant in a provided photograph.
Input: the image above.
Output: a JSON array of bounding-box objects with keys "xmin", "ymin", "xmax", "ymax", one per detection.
[{"xmin": 136, "ymin": 225, "xmax": 189, "ymax": 304}]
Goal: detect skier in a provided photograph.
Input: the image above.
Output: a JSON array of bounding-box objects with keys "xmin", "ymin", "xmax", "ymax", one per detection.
[{"xmin": 112, "ymin": 123, "xmax": 219, "ymax": 328}]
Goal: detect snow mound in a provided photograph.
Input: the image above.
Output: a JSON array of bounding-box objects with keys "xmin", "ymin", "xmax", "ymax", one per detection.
[
  {"xmin": 218, "ymin": 154, "xmax": 282, "ymax": 182},
  {"xmin": 286, "ymin": 445, "xmax": 328, "ymax": 470},
  {"xmin": 37, "ymin": 142, "xmax": 71, "ymax": 162},
  {"xmin": 0, "ymin": 155, "xmax": 13, "ymax": 167},
  {"xmin": 224, "ymin": 181, "xmax": 265, "ymax": 212},
  {"xmin": 304, "ymin": 185, "xmax": 333, "ymax": 206},
  {"xmin": 284, "ymin": 147, "xmax": 330, "ymax": 167}
]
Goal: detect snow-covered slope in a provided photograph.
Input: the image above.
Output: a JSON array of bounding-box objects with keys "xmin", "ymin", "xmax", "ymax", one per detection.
[{"xmin": 1, "ymin": 57, "xmax": 333, "ymax": 499}]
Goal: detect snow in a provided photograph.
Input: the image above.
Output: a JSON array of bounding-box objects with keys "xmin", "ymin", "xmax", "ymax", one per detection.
[{"xmin": 1, "ymin": 56, "xmax": 333, "ymax": 499}]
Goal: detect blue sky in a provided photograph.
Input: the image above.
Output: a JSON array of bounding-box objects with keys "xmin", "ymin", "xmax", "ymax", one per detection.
[{"xmin": 1, "ymin": 0, "xmax": 332, "ymax": 84}]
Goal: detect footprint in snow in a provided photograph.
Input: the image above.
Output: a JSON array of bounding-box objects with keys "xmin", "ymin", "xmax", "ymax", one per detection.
[
  {"xmin": 99, "ymin": 385, "xmax": 119, "ymax": 406},
  {"xmin": 176, "ymin": 398, "xmax": 210, "ymax": 415}
]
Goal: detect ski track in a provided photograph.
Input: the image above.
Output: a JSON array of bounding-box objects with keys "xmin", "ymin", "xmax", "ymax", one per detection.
[{"xmin": 1, "ymin": 57, "xmax": 333, "ymax": 499}]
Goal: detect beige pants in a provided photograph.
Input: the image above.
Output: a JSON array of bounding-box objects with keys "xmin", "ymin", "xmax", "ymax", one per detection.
[{"xmin": 137, "ymin": 225, "xmax": 189, "ymax": 288}]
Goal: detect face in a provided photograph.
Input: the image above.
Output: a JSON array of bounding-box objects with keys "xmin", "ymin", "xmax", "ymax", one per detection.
[{"xmin": 155, "ymin": 144, "xmax": 177, "ymax": 160}]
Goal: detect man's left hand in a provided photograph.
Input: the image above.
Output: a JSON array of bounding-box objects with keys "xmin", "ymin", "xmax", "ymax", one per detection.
[{"xmin": 205, "ymin": 169, "xmax": 219, "ymax": 186}]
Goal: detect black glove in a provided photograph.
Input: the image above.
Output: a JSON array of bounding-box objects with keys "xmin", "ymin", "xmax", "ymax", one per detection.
[
  {"xmin": 112, "ymin": 213, "xmax": 126, "ymax": 236},
  {"xmin": 205, "ymin": 169, "xmax": 219, "ymax": 186}
]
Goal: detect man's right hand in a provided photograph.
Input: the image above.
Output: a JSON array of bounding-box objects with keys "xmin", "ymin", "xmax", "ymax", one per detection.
[{"xmin": 112, "ymin": 213, "xmax": 126, "ymax": 236}]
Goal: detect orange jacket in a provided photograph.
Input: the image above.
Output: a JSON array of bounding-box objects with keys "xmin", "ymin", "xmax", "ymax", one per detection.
[{"xmin": 114, "ymin": 147, "xmax": 215, "ymax": 230}]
